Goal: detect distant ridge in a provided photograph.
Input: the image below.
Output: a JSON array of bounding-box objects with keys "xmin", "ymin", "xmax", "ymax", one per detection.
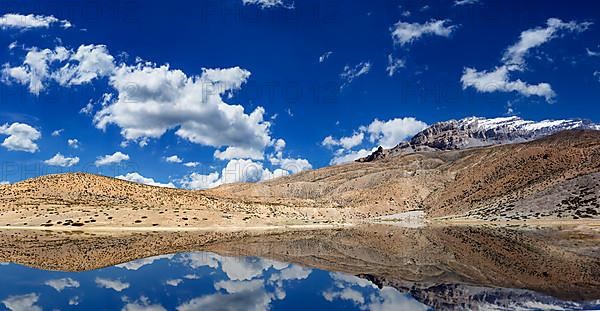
[{"xmin": 358, "ymin": 116, "xmax": 599, "ymax": 162}]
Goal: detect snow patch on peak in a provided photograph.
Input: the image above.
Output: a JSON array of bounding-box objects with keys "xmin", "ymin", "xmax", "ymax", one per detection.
[
  {"xmin": 457, "ymin": 116, "xmax": 593, "ymax": 133},
  {"xmin": 409, "ymin": 116, "xmax": 597, "ymax": 150}
]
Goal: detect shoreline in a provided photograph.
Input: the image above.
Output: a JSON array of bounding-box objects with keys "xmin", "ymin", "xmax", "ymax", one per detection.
[
  {"xmin": 430, "ymin": 218, "xmax": 600, "ymax": 227},
  {"xmin": 0, "ymin": 218, "xmax": 598, "ymax": 234},
  {"xmin": 0, "ymin": 223, "xmax": 354, "ymax": 233}
]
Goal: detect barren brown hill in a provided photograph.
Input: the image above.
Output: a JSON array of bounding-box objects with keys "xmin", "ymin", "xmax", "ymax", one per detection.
[
  {"xmin": 2, "ymin": 173, "xmax": 210, "ymax": 208},
  {"xmin": 0, "ymin": 130, "xmax": 599, "ymax": 227},
  {"xmin": 211, "ymin": 130, "xmax": 600, "ymax": 221},
  {"xmin": 424, "ymin": 130, "xmax": 600, "ymax": 219},
  {"xmin": 0, "ymin": 173, "xmax": 345, "ymax": 228}
]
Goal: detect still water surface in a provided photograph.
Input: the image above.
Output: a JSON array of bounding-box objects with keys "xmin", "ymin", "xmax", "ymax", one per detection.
[{"xmin": 0, "ymin": 252, "xmax": 598, "ymax": 310}]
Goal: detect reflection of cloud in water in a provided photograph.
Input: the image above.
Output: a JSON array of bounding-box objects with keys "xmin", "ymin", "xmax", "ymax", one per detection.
[
  {"xmin": 215, "ymin": 279, "xmax": 264, "ymax": 294},
  {"xmin": 330, "ymin": 272, "xmax": 376, "ymax": 288},
  {"xmin": 179, "ymin": 252, "xmax": 290, "ymax": 281},
  {"xmin": 2, "ymin": 293, "xmax": 41, "ymax": 311},
  {"xmin": 369, "ymin": 287, "xmax": 429, "ymax": 311},
  {"xmin": 68, "ymin": 296, "xmax": 79, "ymax": 306},
  {"xmin": 179, "ymin": 253, "xmax": 221, "ymax": 269},
  {"xmin": 178, "ymin": 279, "xmax": 274, "ymax": 311},
  {"xmin": 122, "ymin": 296, "xmax": 166, "ymax": 311},
  {"xmin": 95, "ymin": 277, "xmax": 130, "ymax": 292},
  {"xmin": 44, "ymin": 277, "xmax": 80, "ymax": 292},
  {"xmin": 175, "ymin": 253, "xmax": 312, "ymax": 311},
  {"xmin": 166, "ymin": 279, "xmax": 183, "ymax": 287},
  {"xmin": 268, "ymin": 265, "xmax": 312, "ymax": 300},
  {"xmin": 220, "ymin": 257, "xmax": 278, "ymax": 281},
  {"xmin": 323, "ymin": 272, "xmax": 429, "ymax": 311},
  {"xmin": 116, "ymin": 254, "xmax": 174, "ymax": 271},
  {"xmin": 269, "ymin": 265, "xmax": 311, "ymax": 284},
  {"xmin": 323, "ymin": 288, "xmax": 365, "ymax": 304}
]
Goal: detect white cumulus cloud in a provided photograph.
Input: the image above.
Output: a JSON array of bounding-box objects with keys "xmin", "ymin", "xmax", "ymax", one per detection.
[
  {"xmin": 0, "ymin": 13, "xmax": 71, "ymax": 30},
  {"xmin": 2, "ymin": 44, "xmax": 115, "ymax": 95},
  {"xmin": 44, "ymin": 153, "xmax": 80, "ymax": 167},
  {"xmin": 93, "ymin": 63, "xmax": 272, "ymax": 159},
  {"xmin": 267, "ymin": 138, "xmax": 312, "ymax": 174},
  {"xmin": 391, "ymin": 19, "xmax": 457, "ymax": 46},
  {"xmin": 67, "ymin": 138, "xmax": 80, "ymax": 148},
  {"xmin": 179, "ymin": 159, "xmax": 292, "ymax": 190},
  {"xmin": 461, "ymin": 18, "xmax": 591, "ymax": 102},
  {"xmin": 165, "ymin": 155, "xmax": 183, "ymax": 163},
  {"xmin": 180, "ymin": 172, "xmax": 222, "ymax": 190},
  {"xmin": 366, "ymin": 117, "xmax": 428, "ymax": 148},
  {"xmin": 461, "ymin": 66, "xmax": 555, "ymax": 102},
  {"xmin": 0, "ymin": 122, "xmax": 41, "ymax": 153},
  {"xmin": 321, "ymin": 132, "xmax": 364, "ymax": 150},
  {"xmin": 270, "ymin": 157, "xmax": 312, "ymax": 174},
  {"xmin": 323, "ymin": 117, "xmax": 427, "ymax": 164},
  {"xmin": 95, "ymin": 151, "xmax": 129, "ymax": 166},
  {"xmin": 214, "ymin": 146, "xmax": 264, "ymax": 161},
  {"xmin": 116, "ymin": 172, "xmax": 175, "ymax": 188},
  {"xmin": 502, "ymin": 18, "xmax": 591, "ymax": 69},
  {"xmin": 330, "ymin": 148, "xmax": 375, "ymax": 165}
]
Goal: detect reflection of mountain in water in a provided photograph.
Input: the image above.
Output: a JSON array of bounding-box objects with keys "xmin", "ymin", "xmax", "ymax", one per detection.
[
  {"xmin": 0, "ymin": 224, "xmax": 599, "ymax": 310},
  {"xmin": 362, "ymin": 276, "xmax": 599, "ymax": 310},
  {"xmin": 206, "ymin": 225, "xmax": 600, "ymax": 302},
  {"xmin": 1, "ymin": 251, "xmax": 599, "ymax": 311}
]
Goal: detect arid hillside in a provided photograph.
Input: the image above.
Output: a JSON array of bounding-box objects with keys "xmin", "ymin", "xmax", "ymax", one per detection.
[
  {"xmin": 0, "ymin": 130, "xmax": 599, "ymax": 227},
  {"xmin": 210, "ymin": 150, "xmax": 449, "ymax": 216},
  {"xmin": 0, "ymin": 173, "xmax": 343, "ymax": 228},
  {"xmin": 211, "ymin": 130, "xmax": 600, "ymax": 220},
  {"xmin": 424, "ymin": 130, "xmax": 600, "ymax": 219}
]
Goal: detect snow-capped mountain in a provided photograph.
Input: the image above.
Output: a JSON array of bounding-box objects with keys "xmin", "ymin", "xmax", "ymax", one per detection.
[
  {"xmin": 357, "ymin": 116, "xmax": 599, "ymax": 162},
  {"xmin": 401, "ymin": 116, "xmax": 599, "ymax": 151}
]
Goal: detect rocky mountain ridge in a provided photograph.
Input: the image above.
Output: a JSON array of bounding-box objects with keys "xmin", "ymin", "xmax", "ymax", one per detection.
[{"xmin": 358, "ymin": 116, "xmax": 599, "ymax": 162}]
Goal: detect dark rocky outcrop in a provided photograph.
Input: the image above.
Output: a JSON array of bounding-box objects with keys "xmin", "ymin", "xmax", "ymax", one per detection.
[{"xmin": 355, "ymin": 146, "xmax": 386, "ymax": 162}]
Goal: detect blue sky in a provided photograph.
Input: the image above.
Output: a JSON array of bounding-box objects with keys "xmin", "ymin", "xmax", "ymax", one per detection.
[{"xmin": 0, "ymin": 0, "xmax": 599, "ymax": 187}]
